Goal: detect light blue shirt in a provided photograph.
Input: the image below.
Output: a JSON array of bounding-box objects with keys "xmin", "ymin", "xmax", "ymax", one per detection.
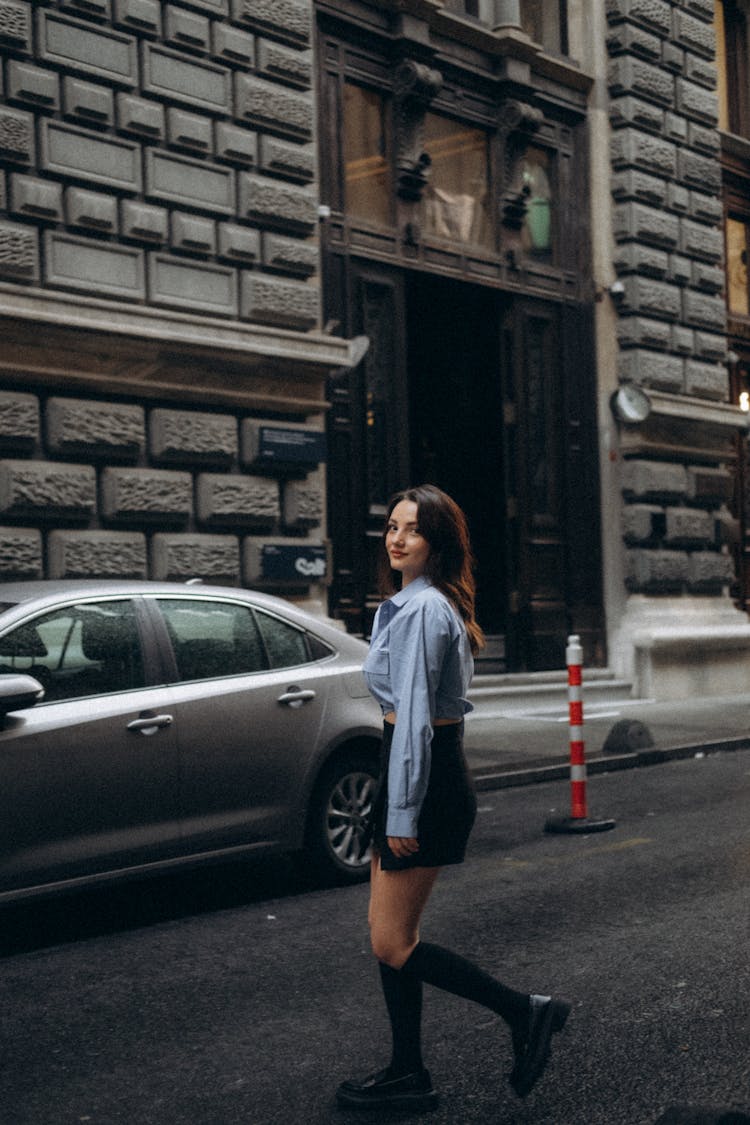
[{"xmin": 362, "ymin": 575, "xmax": 474, "ymax": 837}]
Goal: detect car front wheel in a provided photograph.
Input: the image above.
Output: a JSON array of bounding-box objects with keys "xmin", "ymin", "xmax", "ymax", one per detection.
[{"xmin": 306, "ymin": 749, "xmax": 379, "ymax": 884}]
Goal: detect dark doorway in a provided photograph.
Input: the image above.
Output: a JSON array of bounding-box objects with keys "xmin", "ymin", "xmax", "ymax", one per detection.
[{"xmin": 406, "ymin": 274, "xmax": 507, "ymax": 641}]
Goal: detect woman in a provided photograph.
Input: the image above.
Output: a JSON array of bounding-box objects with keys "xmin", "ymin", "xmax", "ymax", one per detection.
[{"xmin": 336, "ymin": 484, "xmax": 570, "ymax": 1112}]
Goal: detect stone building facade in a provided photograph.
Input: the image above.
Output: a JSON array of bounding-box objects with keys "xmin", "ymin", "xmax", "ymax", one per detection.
[{"xmin": 0, "ymin": 0, "xmax": 359, "ymax": 611}]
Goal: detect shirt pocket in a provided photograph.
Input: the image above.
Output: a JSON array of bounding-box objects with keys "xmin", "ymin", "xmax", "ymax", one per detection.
[{"xmin": 363, "ymin": 647, "xmax": 390, "ymax": 676}]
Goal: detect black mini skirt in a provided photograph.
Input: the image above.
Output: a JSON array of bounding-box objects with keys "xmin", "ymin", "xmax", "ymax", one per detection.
[{"xmin": 370, "ymin": 720, "xmax": 477, "ymax": 871}]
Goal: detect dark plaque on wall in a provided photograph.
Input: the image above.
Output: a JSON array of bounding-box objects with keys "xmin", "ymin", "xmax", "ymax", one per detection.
[
  {"xmin": 261, "ymin": 543, "xmax": 327, "ymax": 581},
  {"xmin": 258, "ymin": 425, "xmax": 326, "ymax": 467}
]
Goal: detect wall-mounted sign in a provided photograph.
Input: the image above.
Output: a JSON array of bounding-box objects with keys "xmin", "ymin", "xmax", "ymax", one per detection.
[
  {"xmin": 257, "ymin": 426, "xmax": 326, "ymax": 467},
  {"xmin": 261, "ymin": 544, "xmax": 327, "ymax": 582}
]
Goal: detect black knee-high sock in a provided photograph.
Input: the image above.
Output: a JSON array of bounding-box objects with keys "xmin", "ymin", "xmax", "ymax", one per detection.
[
  {"xmin": 378, "ymin": 961, "xmax": 424, "ymax": 1076},
  {"xmin": 401, "ymin": 941, "xmax": 529, "ymax": 1029}
]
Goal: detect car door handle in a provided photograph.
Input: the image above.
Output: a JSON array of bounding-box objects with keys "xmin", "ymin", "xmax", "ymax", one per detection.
[
  {"xmin": 127, "ymin": 713, "xmax": 174, "ymax": 733},
  {"xmin": 277, "ymin": 688, "xmax": 316, "ymax": 708}
]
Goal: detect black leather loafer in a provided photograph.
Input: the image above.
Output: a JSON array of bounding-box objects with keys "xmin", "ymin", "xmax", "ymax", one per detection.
[
  {"xmin": 336, "ymin": 1066, "xmax": 438, "ymax": 1111},
  {"xmin": 510, "ymin": 994, "xmax": 571, "ymax": 1098}
]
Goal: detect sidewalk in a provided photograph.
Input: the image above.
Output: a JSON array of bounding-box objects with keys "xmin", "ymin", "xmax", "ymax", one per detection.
[{"xmin": 463, "ymin": 678, "xmax": 750, "ymax": 790}]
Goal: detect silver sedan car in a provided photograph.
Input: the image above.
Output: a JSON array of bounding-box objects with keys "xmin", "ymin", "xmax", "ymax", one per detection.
[{"xmin": 0, "ymin": 581, "xmax": 382, "ymax": 903}]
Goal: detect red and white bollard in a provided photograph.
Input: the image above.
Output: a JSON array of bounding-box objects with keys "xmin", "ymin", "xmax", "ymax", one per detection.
[{"xmin": 545, "ymin": 634, "xmax": 616, "ymax": 835}]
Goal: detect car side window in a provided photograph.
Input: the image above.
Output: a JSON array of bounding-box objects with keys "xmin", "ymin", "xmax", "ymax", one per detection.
[
  {"xmin": 254, "ymin": 609, "xmax": 310, "ymax": 669},
  {"xmin": 0, "ymin": 600, "xmax": 145, "ymax": 702},
  {"xmin": 157, "ymin": 599, "xmax": 266, "ymax": 682}
]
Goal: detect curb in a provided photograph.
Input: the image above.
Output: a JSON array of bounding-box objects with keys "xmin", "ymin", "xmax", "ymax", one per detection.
[{"xmin": 472, "ymin": 735, "xmax": 750, "ymax": 792}]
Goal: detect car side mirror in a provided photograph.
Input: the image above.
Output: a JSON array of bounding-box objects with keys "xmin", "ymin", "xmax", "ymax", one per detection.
[{"xmin": 0, "ymin": 673, "xmax": 44, "ymax": 718}]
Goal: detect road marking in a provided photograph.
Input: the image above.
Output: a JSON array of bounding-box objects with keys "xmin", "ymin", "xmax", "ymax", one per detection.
[{"xmin": 468, "ymin": 698, "xmax": 656, "ymax": 723}]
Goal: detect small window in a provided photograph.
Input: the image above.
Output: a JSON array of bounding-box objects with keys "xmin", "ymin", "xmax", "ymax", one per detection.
[
  {"xmin": 521, "ymin": 0, "xmax": 568, "ymax": 55},
  {"xmin": 255, "ymin": 610, "xmax": 310, "ymax": 669},
  {"xmin": 343, "ymin": 82, "xmax": 392, "ymax": 226},
  {"xmin": 0, "ymin": 600, "xmax": 145, "ymax": 701},
  {"xmin": 726, "ymin": 215, "xmax": 750, "ymax": 316},
  {"xmin": 421, "ymin": 113, "xmax": 493, "ymax": 248},
  {"xmin": 521, "ymin": 147, "xmax": 554, "ymax": 260},
  {"xmin": 715, "ymin": 0, "xmax": 750, "ymax": 137},
  {"xmin": 158, "ymin": 599, "xmax": 266, "ymax": 682}
]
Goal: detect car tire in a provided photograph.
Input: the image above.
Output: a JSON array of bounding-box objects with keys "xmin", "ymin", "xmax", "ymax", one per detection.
[{"xmin": 306, "ymin": 748, "xmax": 379, "ymax": 885}]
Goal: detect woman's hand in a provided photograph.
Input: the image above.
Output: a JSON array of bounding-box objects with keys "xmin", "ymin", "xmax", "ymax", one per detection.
[{"xmin": 387, "ymin": 836, "xmax": 419, "ymax": 858}]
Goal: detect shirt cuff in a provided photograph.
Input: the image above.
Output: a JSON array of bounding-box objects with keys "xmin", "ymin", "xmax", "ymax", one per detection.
[{"xmin": 386, "ymin": 807, "xmax": 420, "ymax": 838}]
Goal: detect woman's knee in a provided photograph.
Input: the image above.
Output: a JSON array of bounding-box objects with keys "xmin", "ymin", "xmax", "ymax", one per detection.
[{"xmin": 369, "ymin": 926, "xmax": 416, "ymax": 968}]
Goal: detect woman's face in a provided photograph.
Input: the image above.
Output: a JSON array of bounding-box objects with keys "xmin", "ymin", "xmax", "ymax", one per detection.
[{"xmin": 385, "ymin": 499, "xmax": 431, "ymax": 585}]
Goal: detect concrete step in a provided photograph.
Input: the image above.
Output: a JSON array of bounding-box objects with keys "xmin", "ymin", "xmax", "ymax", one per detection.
[{"xmin": 469, "ymin": 669, "xmax": 634, "ymax": 711}]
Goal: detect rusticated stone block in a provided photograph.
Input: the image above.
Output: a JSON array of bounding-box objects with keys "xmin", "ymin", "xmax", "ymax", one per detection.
[
  {"xmin": 613, "ymin": 242, "xmax": 668, "ymax": 278},
  {"xmin": 690, "ymin": 260, "xmax": 724, "ymax": 294},
  {"xmin": 685, "ymin": 53, "xmax": 717, "ymax": 90},
  {"xmin": 262, "ymin": 233, "xmax": 317, "ymax": 278},
  {"xmin": 149, "ymin": 408, "xmax": 237, "ymax": 466},
  {"xmin": 617, "ymin": 316, "xmax": 671, "ymax": 351},
  {"xmin": 618, "ymin": 349, "xmax": 683, "ymax": 392},
  {"xmin": 620, "ymin": 276, "xmax": 681, "ymax": 320},
  {"xmin": 235, "ymin": 75, "xmax": 313, "ymax": 143},
  {"xmin": 60, "ymin": 0, "xmax": 111, "ymax": 20},
  {"xmin": 687, "ymin": 466, "xmax": 733, "ymax": 507},
  {"xmin": 196, "ymin": 473, "xmax": 280, "ymax": 526},
  {"xmin": 256, "ymin": 41, "xmax": 312, "ymax": 90},
  {"xmin": 684, "ymin": 359, "xmax": 727, "ymax": 400},
  {"xmin": 113, "ymin": 0, "xmax": 161, "ymax": 35},
  {"xmin": 62, "ymin": 78, "xmax": 114, "ymax": 127},
  {"xmin": 622, "ymin": 504, "xmax": 660, "ymax": 544},
  {"xmin": 48, "ymin": 529, "xmax": 147, "ymax": 579},
  {"xmin": 605, "ymin": 0, "xmax": 671, "ymax": 36},
  {"xmin": 608, "ymin": 56, "xmax": 674, "ymax": 106},
  {"xmin": 606, "ymin": 22, "xmax": 661, "ymax": 59},
  {"xmin": 243, "ymin": 536, "xmax": 327, "ymax": 585},
  {"xmin": 101, "ymin": 467, "xmax": 192, "ymax": 522},
  {"xmin": 687, "ymin": 551, "xmax": 734, "ymax": 592},
  {"xmin": 613, "ymin": 201, "xmax": 679, "ymax": 248},
  {"xmin": 671, "ymin": 324, "xmax": 695, "ymax": 355},
  {"xmin": 693, "ymin": 331, "xmax": 726, "ymax": 361},
  {"xmin": 0, "ymin": 107, "xmax": 35, "ymax": 164},
  {"xmin": 283, "ymin": 479, "xmax": 323, "ymax": 529},
  {"xmin": 611, "ymin": 168, "xmax": 667, "ymax": 207},
  {"xmin": 687, "ymin": 122, "xmax": 720, "ymax": 156},
  {"xmin": 661, "ymin": 41, "xmax": 684, "ymax": 75},
  {"xmin": 625, "ymin": 548, "xmax": 689, "ymax": 592},
  {"xmin": 170, "ymin": 213, "xmax": 216, "ymax": 255},
  {"xmin": 664, "ymin": 507, "xmax": 713, "ymax": 547},
  {"xmin": 144, "ymin": 150, "xmax": 234, "ymax": 215},
  {"xmin": 6, "ymin": 60, "xmax": 60, "ymax": 112},
  {"xmin": 240, "ymin": 275, "xmax": 318, "ymax": 330},
  {"xmin": 142, "ymin": 44, "xmax": 231, "ymax": 113},
  {"xmin": 147, "ymin": 252, "xmax": 237, "ymax": 315},
  {"xmin": 611, "ymin": 130, "xmax": 677, "ymax": 179},
  {"xmin": 164, "ymin": 5, "xmax": 210, "ymax": 53},
  {"xmin": 677, "ymin": 148, "xmax": 721, "ymax": 192},
  {"xmin": 667, "ymin": 254, "xmax": 691, "ymax": 286},
  {"xmin": 0, "ymin": 460, "xmax": 96, "ymax": 517},
  {"xmin": 46, "ymin": 397, "xmax": 144, "ymax": 460},
  {"xmin": 120, "ymin": 200, "xmax": 168, "ymax": 243},
  {"xmin": 211, "ymin": 22, "xmax": 253, "ymax": 67},
  {"xmin": 675, "ymin": 77, "xmax": 718, "ymax": 126},
  {"xmin": 664, "ymin": 112, "xmax": 688, "ymax": 144},
  {"xmin": 178, "ymin": 0, "xmax": 227, "ymax": 14},
  {"xmin": 44, "ymin": 231, "xmax": 145, "ymax": 300},
  {"xmin": 116, "ymin": 93, "xmax": 165, "ymax": 141},
  {"xmin": 666, "ymin": 182, "xmax": 689, "ymax": 213},
  {"xmin": 66, "ymin": 187, "xmax": 118, "ymax": 233},
  {"xmin": 0, "ymin": 1, "xmax": 31, "ymax": 51},
  {"xmin": 239, "ymin": 174, "xmax": 316, "ymax": 235},
  {"xmin": 0, "ymin": 392, "xmax": 39, "ymax": 452},
  {"xmin": 215, "ymin": 122, "xmax": 257, "ymax": 167},
  {"xmin": 689, "ymin": 191, "xmax": 723, "ymax": 224},
  {"xmin": 0, "ymin": 220, "xmax": 38, "ymax": 282},
  {"xmin": 217, "ymin": 223, "xmax": 260, "ymax": 264},
  {"xmin": 674, "ymin": 9, "xmax": 715, "ymax": 59},
  {"xmin": 230, "ymin": 0, "xmax": 311, "ymax": 48},
  {"xmin": 622, "ymin": 460, "xmax": 688, "ymax": 502},
  {"xmin": 679, "ymin": 218, "xmax": 723, "ymax": 264},
  {"xmin": 167, "ymin": 108, "xmax": 213, "ymax": 155},
  {"xmin": 38, "ymin": 11, "xmax": 137, "ymax": 89},
  {"xmin": 682, "ymin": 291, "xmax": 726, "ymax": 332},
  {"xmin": 10, "ymin": 174, "xmax": 63, "ymax": 222},
  {"xmin": 40, "ymin": 120, "xmax": 141, "ymax": 192},
  {"xmin": 257, "ymin": 136, "xmax": 315, "ymax": 183},
  {"xmin": 151, "ymin": 532, "xmax": 240, "ymax": 582},
  {"xmin": 0, "ymin": 527, "xmax": 42, "ymax": 578}
]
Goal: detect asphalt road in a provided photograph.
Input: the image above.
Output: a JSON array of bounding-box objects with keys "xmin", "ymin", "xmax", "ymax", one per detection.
[{"xmin": 1, "ymin": 749, "xmax": 749, "ymax": 1125}]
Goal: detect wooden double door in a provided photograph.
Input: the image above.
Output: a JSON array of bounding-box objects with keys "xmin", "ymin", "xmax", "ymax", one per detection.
[{"xmin": 326, "ymin": 263, "xmax": 605, "ymax": 671}]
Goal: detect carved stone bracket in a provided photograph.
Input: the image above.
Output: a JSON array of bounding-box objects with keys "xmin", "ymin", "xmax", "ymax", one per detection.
[
  {"xmin": 393, "ymin": 58, "xmax": 443, "ymax": 202},
  {"xmin": 499, "ymin": 98, "xmax": 543, "ymax": 232}
]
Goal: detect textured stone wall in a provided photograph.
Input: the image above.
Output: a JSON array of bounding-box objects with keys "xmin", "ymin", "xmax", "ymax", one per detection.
[
  {"xmin": 0, "ymin": 0, "xmax": 319, "ymax": 330},
  {"xmin": 607, "ymin": 0, "xmax": 735, "ymax": 595},
  {"xmin": 0, "ymin": 389, "xmax": 326, "ymax": 586}
]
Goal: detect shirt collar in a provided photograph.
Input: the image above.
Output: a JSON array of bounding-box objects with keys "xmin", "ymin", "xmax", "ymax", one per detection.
[{"xmin": 390, "ymin": 574, "xmax": 432, "ymax": 607}]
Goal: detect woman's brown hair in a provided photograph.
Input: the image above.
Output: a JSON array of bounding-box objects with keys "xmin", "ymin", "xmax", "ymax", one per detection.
[{"xmin": 378, "ymin": 484, "xmax": 485, "ymax": 655}]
